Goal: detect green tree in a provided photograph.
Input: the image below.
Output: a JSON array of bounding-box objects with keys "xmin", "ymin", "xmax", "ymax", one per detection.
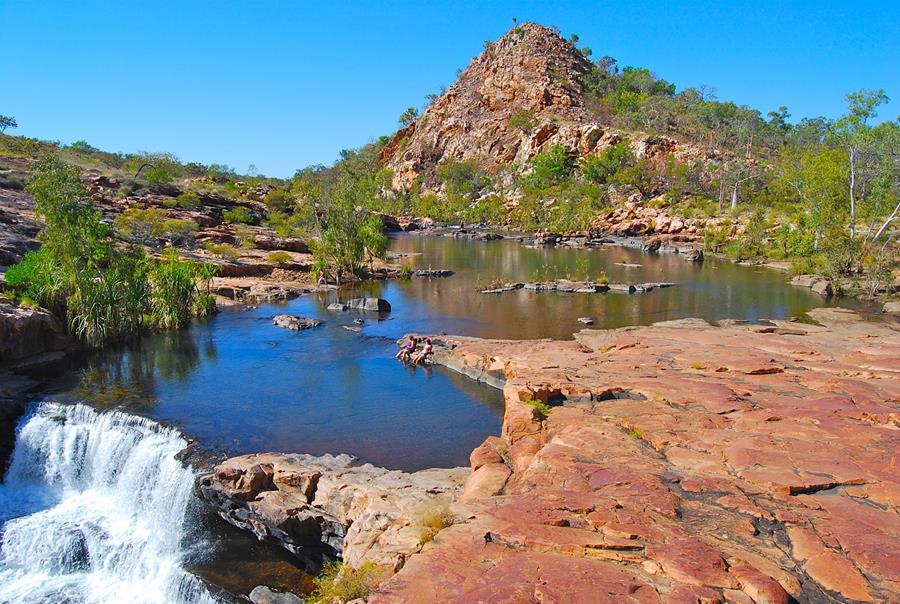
[
  {"xmin": 830, "ymin": 89, "xmax": 889, "ymax": 238},
  {"xmin": 398, "ymin": 106, "xmax": 419, "ymax": 126},
  {"xmin": 0, "ymin": 114, "xmax": 17, "ymax": 132},
  {"xmin": 579, "ymin": 141, "xmax": 633, "ymax": 184}
]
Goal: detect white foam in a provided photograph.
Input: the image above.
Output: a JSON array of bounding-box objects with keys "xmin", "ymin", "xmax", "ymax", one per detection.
[{"xmin": 0, "ymin": 403, "xmax": 219, "ymax": 604}]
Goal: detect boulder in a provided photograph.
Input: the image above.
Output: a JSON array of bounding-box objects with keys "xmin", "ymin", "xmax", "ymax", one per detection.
[
  {"xmin": 683, "ymin": 248, "xmax": 704, "ymax": 262},
  {"xmin": 883, "ymin": 301, "xmax": 900, "ymax": 314},
  {"xmin": 346, "ymin": 298, "xmax": 391, "ymax": 313},
  {"xmin": 0, "ymin": 302, "xmax": 72, "ymax": 365},
  {"xmin": 327, "ymin": 302, "xmax": 348, "ymax": 311},
  {"xmin": 272, "ymin": 315, "xmax": 321, "ymax": 331},
  {"xmin": 790, "ymin": 275, "xmax": 833, "ymax": 298},
  {"xmin": 249, "ymin": 586, "xmax": 305, "ymax": 604}
]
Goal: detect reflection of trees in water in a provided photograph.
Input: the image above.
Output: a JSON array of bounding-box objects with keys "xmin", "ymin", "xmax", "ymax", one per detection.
[{"xmin": 72, "ymin": 328, "xmax": 210, "ymax": 411}]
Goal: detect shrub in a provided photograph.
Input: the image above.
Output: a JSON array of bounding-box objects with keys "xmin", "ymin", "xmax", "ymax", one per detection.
[
  {"xmin": 267, "ymin": 251, "xmax": 292, "ymax": 265},
  {"xmin": 508, "ymin": 109, "xmax": 538, "ymax": 133},
  {"xmin": 204, "ymin": 242, "xmax": 240, "ymax": 261},
  {"xmin": 175, "ymin": 192, "xmax": 200, "ymax": 209},
  {"xmin": 148, "ymin": 249, "xmax": 199, "ymax": 329},
  {"xmin": 263, "ymin": 189, "xmax": 295, "ymax": 213},
  {"xmin": 528, "ymin": 145, "xmax": 575, "ymax": 188},
  {"xmin": 309, "ymin": 561, "xmax": 389, "ymax": 604},
  {"xmin": 223, "ymin": 206, "xmax": 254, "ymax": 224},
  {"xmin": 413, "ymin": 498, "xmax": 456, "ymax": 545},
  {"xmin": 161, "ymin": 218, "xmax": 198, "ymax": 247},
  {"xmin": 524, "ymin": 398, "xmax": 551, "ymax": 417},
  {"xmin": 580, "ymin": 141, "xmax": 633, "ymax": 184},
  {"xmin": 399, "ymin": 262, "xmax": 414, "ymax": 279},
  {"xmin": 115, "ymin": 208, "xmax": 167, "ymax": 244}
]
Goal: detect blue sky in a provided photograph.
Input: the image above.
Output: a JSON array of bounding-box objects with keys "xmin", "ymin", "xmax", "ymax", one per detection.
[{"xmin": 2, "ymin": 1, "xmax": 897, "ymax": 177}]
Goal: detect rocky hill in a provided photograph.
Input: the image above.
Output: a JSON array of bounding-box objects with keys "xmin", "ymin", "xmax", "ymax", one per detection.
[{"xmin": 381, "ymin": 23, "xmax": 704, "ymax": 192}]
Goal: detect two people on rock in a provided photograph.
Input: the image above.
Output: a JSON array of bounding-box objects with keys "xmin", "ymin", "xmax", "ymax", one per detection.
[{"xmin": 395, "ymin": 335, "xmax": 433, "ymax": 365}]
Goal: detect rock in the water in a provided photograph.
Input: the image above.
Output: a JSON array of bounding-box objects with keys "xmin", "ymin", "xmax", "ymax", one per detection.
[
  {"xmin": 346, "ymin": 297, "xmax": 391, "ymax": 312},
  {"xmin": 413, "ymin": 269, "xmax": 454, "ymax": 278},
  {"xmin": 272, "ymin": 314, "xmax": 321, "ymax": 330},
  {"xmin": 790, "ymin": 274, "xmax": 833, "ymax": 298},
  {"xmin": 884, "ymin": 301, "xmax": 900, "ymax": 314},
  {"xmin": 683, "ymin": 248, "xmax": 704, "ymax": 262},
  {"xmin": 577, "ymin": 317, "xmax": 594, "ymax": 325},
  {"xmin": 249, "ymin": 586, "xmax": 305, "ymax": 604},
  {"xmin": 326, "ymin": 302, "xmax": 348, "ymax": 311}
]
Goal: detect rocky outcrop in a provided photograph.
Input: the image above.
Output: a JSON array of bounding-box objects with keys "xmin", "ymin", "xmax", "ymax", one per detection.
[
  {"xmin": 380, "ymin": 23, "xmax": 709, "ymax": 192},
  {"xmin": 370, "ymin": 308, "xmax": 900, "ymax": 603},
  {"xmin": 0, "ymin": 188, "xmax": 40, "ymax": 266},
  {"xmin": 198, "ymin": 453, "xmax": 468, "ymax": 573},
  {"xmin": 0, "ymin": 300, "xmax": 72, "ymax": 366}
]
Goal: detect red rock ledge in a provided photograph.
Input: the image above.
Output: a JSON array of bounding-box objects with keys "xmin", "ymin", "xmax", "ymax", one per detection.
[{"xmin": 369, "ymin": 309, "xmax": 899, "ymax": 603}]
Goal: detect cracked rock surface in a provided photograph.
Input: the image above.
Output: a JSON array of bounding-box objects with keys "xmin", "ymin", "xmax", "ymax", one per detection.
[{"xmin": 370, "ymin": 308, "xmax": 899, "ymax": 603}]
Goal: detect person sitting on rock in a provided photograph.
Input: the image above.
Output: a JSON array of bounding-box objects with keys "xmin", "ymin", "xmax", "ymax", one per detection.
[
  {"xmin": 317, "ymin": 271, "xmax": 326, "ymax": 286},
  {"xmin": 412, "ymin": 337, "xmax": 433, "ymax": 365},
  {"xmin": 395, "ymin": 336, "xmax": 418, "ymax": 361}
]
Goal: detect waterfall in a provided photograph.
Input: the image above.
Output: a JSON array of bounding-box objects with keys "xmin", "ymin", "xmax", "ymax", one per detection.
[{"xmin": 0, "ymin": 402, "xmax": 220, "ymax": 604}]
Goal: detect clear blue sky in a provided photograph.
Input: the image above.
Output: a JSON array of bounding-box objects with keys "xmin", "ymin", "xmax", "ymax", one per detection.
[{"xmin": 2, "ymin": 1, "xmax": 897, "ymax": 178}]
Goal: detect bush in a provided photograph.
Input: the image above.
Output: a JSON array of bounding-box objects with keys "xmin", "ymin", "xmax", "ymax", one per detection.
[
  {"xmin": 524, "ymin": 398, "xmax": 551, "ymax": 417},
  {"xmin": 148, "ymin": 249, "xmax": 200, "ymax": 329},
  {"xmin": 508, "ymin": 109, "xmax": 538, "ymax": 133},
  {"xmin": 399, "ymin": 262, "xmax": 414, "ymax": 278},
  {"xmin": 161, "ymin": 218, "xmax": 198, "ymax": 247},
  {"xmin": 115, "ymin": 208, "xmax": 167, "ymax": 244},
  {"xmin": 579, "ymin": 141, "xmax": 633, "ymax": 184},
  {"xmin": 309, "ymin": 561, "xmax": 389, "ymax": 604},
  {"xmin": 267, "ymin": 251, "xmax": 292, "ymax": 266},
  {"xmin": 175, "ymin": 192, "xmax": 200, "ymax": 209},
  {"xmin": 528, "ymin": 145, "xmax": 575, "ymax": 188},
  {"xmin": 222, "ymin": 206, "xmax": 254, "ymax": 224},
  {"xmin": 204, "ymin": 242, "xmax": 240, "ymax": 261},
  {"xmin": 413, "ymin": 498, "xmax": 456, "ymax": 546},
  {"xmin": 263, "ymin": 189, "xmax": 295, "ymax": 213}
]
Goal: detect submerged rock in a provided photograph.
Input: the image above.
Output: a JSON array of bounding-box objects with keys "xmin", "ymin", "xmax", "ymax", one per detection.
[
  {"xmin": 413, "ymin": 269, "xmax": 454, "ymax": 278},
  {"xmin": 272, "ymin": 315, "xmax": 321, "ymax": 331},
  {"xmin": 790, "ymin": 274, "xmax": 833, "ymax": 297}
]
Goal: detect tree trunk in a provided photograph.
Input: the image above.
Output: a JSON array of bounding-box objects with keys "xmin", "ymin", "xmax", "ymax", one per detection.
[
  {"xmin": 849, "ymin": 146, "xmax": 857, "ymax": 238},
  {"xmin": 730, "ymin": 182, "xmax": 739, "ymax": 211}
]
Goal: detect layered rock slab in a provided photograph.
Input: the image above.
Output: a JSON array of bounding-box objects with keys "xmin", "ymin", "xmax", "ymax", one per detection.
[
  {"xmin": 371, "ymin": 308, "xmax": 900, "ymax": 603},
  {"xmin": 198, "ymin": 453, "xmax": 468, "ymax": 573}
]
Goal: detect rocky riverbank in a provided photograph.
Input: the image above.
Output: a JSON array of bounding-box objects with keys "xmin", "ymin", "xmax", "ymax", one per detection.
[{"xmin": 201, "ymin": 308, "xmax": 899, "ymax": 603}]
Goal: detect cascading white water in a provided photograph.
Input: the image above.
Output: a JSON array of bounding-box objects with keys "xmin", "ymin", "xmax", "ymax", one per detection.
[{"xmin": 0, "ymin": 402, "xmax": 220, "ymax": 604}]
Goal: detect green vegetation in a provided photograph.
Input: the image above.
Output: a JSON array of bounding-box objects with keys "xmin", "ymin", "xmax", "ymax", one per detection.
[
  {"xmin": 222, "ymin": 205, "xmax": 254, "ymax": 224},
  {"xmin": 114, "ymin": 208, "xmax": 198, "ymax": 247},
  {"xmin": 398, "ymin": 106, "xmax": 419, "ymax": 126},
  {"xmin": 508, "ymin": 109, "xmax": 538, "ymax": 133},
  {"xmin": 5, "ymin": 156, "xmax": 215, "ymax": 345},
  {"xmin": 524, "ymin": 398, "xmax": 552, "ymax": 417},
  {"xmin": 399, "ymin": 262, "xmax": 414, "ymax": 278},
  {"xmin": 203, "ymin": 242, "xmax": 240, "ymax": 261},
  {"xmin": 0, "ymin": 114, "xmax": 17, "ymax": 132},
  {"xmin": 309, "ymin": 561, "xmax": 389, "ymax": 604},
  {"xmin": 267, "ymin": 251, "xmax": 292, "ymax": 265}
]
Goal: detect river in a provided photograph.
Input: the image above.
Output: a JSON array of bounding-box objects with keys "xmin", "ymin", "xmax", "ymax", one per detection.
[{"xmin": 0, "ymin": 235, "xmax": 849, "ymax": 601}]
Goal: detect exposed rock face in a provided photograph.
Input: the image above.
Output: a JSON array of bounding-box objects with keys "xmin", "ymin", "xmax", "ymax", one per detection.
[
  {"xmin": 0, "ymin": 188, "xmax": 40, "ymax": 266},
  {"xmin": 198, "ymin": 453, "xmax": 468, "ymax": 572},
  {"xmin": 0, "ymin": 301, "xmax": 72, "ymax": 365},
  {"xmin": 380, "ymin": 23, "xmax": 704, "ymax": 192},
  {"xmin": 370, "ymin": 308, "xmax": 900, "ymax": 603}
]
